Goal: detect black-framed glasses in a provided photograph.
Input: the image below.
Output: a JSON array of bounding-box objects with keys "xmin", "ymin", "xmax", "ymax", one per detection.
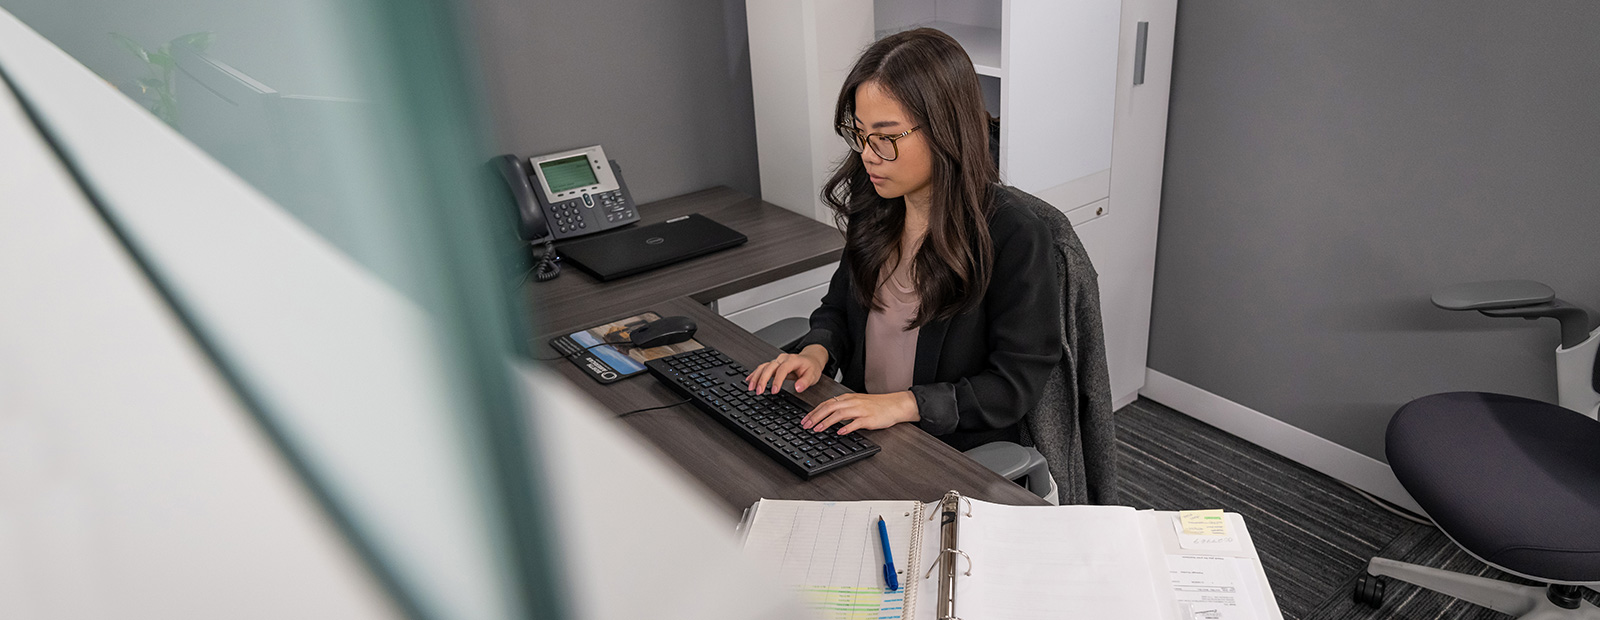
[{"xmin": 837, "ymin": 123, "xmax": 922, "ymax": 161}]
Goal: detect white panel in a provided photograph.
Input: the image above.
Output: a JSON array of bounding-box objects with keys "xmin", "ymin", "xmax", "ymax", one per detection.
[
  {"xmin": 0, "ymin": 63, "xmax": 394, "ymax": 620},
  {"xmin": 807, "ymin": 1, "xmax": 878, "ymax": 222},
  {"xmin": 0, "ymin": 9, "xmax": 515, "ymax": 619},
  {"xmin": 747, "ymin": 0, "xmax": 818, "ymax": 219},
  {"xmin": 725, "ymin": 282, "xmax": 831, "ymax": 334},
  {"xmin": 1065, "ymin": 197, "xmax": 1109, "ymax": 227},
  {"xmin": 1002, "ymin": 0, "xmax": 1121, "ymax": 193},
  {"xmin": 749, "ymin": 0, "xmax": 874, "ymax": 223},
  {"xmin": 717, "ymin": 262, "xmax": 838, "ymax": 316},
  {"xmin": 516, "ymin": 366, "xmax": 809, "ymax": 620},
  {"xmin": 1076, "ymin": 0, "xmax": 1175, "ymax": 404},
  {"xmin": 1034, "ymin": 168, "xmax": 1112, "ymax": 213}
]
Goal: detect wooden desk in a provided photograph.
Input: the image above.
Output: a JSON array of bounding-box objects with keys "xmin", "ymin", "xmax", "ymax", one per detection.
[
  {"xmin": 527, "ymin": 188, "xmax": 1045, "ymax": 516},
  {"xmin": 525, "ymin": 186, "xmax": 846, "ymax": 336}
]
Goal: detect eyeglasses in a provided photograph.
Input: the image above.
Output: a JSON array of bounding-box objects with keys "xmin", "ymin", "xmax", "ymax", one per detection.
[{"xmin": 837, "ymin": 123, "xmax": 921, "ymax": 161}]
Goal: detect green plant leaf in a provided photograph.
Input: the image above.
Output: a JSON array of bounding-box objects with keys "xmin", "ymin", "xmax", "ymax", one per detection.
[
  {"xmin": 137, "ymin": 77, "xmax": 165, "ymax": 94},
  {"xmin": 110, "ymin": 33, "xmax": 148, "ymax": 64},
  {"xmin": 175, "ymin": 31, "xmax": 216, "ymax": 53},
  {"xmin": 150, "ymin": 45, "xmax": 175, "ymax": 70}
]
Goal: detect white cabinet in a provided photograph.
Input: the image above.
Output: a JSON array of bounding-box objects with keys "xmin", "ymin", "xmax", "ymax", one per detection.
[
  {"xmin": 747, "ymin": 0, "xmax": 1175, "ymax": 406},
  {"xmin": 1093, "ymin": 0, "xmax": 1178, "ymax": 409}
]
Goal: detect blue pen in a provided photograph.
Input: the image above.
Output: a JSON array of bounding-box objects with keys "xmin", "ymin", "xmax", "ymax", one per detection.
[{"xmin": 877, "ymin": 516, "xmax": 900, "ymax": 592}]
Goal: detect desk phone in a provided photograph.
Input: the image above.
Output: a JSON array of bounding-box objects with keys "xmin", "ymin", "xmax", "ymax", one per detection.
[{"xmin": 493, "ymin": 144, "xmax": 640, "ymax": 242}]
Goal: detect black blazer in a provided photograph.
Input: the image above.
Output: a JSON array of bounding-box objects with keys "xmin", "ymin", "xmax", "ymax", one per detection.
[{"xmin": 795, "ymin": 187, "xmax": 1065, "ymax": 451}]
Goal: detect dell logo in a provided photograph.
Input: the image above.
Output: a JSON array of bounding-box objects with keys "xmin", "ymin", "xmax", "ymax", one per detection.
[{"xmin": 645, "ymin": 237, "xmax": 665, "ymax": 245}]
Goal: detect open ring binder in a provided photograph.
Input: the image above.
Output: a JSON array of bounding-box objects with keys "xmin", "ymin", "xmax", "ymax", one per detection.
[{"xmin": 739, "ymin": 491, "xmax": 1279, "ymax": 620}]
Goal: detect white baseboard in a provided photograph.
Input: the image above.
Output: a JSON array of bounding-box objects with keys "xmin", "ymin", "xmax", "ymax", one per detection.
[{"xmin": 1139, "ymin": 369, "xmax": 1425, "ymax": 516}]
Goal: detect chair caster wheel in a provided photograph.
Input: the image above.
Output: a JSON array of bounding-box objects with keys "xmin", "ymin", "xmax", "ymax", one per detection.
[{"xmin": 1353, "ymin": 573, "xmax": 1387, "ymax": 608}]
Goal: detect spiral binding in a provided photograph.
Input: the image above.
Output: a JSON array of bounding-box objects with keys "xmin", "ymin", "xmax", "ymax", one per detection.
[{"xmin": 904, "ymin": 502, "xmax": 925, "ymax": 620}]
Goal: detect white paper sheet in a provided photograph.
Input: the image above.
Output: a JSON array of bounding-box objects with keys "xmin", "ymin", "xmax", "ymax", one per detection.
[
  {"xmin": 1167, "ymin": 555, "xmax": 1261, "ymax": 620},
  {"xmin": 955, "ymin": 499, "xmax": 1167, "ymax": 619},
  {"xmin": 743, "ymin": 500, "xmax": 924, "ymax": 620}
]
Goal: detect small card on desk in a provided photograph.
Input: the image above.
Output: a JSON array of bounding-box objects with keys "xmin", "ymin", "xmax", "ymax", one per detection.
[{"xmin": 548, "ymin": 311, "xmax": 703, "ymax": 384}]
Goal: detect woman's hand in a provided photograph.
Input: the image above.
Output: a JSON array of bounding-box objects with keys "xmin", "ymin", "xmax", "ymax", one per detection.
[
  {"xmin": 802, "ymin": 391, "xmax": 919, "ymax": 435},
  {"xmin": 746, "ymin": 344, "xmax": 830, "ymax": 394}
]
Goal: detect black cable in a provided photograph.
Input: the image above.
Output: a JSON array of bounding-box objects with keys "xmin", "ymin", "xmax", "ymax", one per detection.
[
  {"xmin": 617, "ymin": 399, "xmax": 693, "ymax": 418},
  {"xmin": 531, "ymin": 240, "xmax": 560, "ymax": 282},
  {"xmin": 514, "ymin": 241, "xmax": 562, "ymax": 289},
  {"xmin": 534, "ymin": 338, "xmax": 633, "ymax": 361}
]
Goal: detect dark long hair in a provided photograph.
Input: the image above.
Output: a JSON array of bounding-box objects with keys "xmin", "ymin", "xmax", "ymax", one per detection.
[{"xmin": 821, "ymin": 28, "xmax": 998, "ymax": 328}]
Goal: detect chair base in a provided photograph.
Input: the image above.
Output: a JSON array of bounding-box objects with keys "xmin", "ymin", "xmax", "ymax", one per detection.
[{"xmin": 1365, "ymin": 557, "xmax": 1600, "ymax": 619}]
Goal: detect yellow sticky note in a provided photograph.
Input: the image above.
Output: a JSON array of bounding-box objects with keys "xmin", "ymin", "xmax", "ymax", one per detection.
[{"xmin": 1179, "ymin": 509, "xmax": 1228, "ymax": 536}]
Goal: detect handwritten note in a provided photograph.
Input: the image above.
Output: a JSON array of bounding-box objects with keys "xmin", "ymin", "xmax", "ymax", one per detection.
[
  {"xmin": 1179, "ymin": 510, "xmax": 1228, "ymax": 536},
  {"xmin": 1173, "ymin": 512, "xmax": 1242, "ymax": 552}
]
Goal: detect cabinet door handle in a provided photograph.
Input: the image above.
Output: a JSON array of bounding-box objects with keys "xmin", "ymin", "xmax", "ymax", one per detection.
[{"xmin": 1134, "ymin": 21, "xmax": 1149, "ymax": 86}]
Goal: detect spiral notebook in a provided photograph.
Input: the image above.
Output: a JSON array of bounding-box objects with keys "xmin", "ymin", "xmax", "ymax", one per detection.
[{"xmin": 738, "ymin": 492, "xmax": 1278, "ymax": 620}]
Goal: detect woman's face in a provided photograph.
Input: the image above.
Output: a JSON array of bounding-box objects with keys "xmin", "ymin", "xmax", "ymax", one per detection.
[{"xmin": 852, "ymin": 80, "xmax": 933, "ymax": 203}]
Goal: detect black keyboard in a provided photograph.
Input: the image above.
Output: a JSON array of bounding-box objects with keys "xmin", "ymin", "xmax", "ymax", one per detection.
[{"xmin": 645, "ymin": 346, "xmax": 880, "ymax": 478}]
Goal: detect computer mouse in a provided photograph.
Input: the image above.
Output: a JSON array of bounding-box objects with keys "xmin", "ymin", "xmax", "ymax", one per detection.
[{"xmin": 630, "ymin": 315, "xmax": 697, "ymax": 349}]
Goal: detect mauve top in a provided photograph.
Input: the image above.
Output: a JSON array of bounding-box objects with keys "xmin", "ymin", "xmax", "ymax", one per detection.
[{"xmin": 864, "ymin": 256, "xmax": 920, "ymax": 394}]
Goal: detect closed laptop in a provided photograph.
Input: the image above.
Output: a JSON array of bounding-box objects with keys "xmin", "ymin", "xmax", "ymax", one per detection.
[{"xmin": 556, "ymin": 213, "xmax": 747, "ymax": 281}]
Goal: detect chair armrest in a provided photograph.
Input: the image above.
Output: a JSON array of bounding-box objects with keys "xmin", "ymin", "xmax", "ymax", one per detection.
[
  {"xmin": 753, "ymin": 316, "xmax": 811, "ymax": 352},
  {"xmin": 1432, "ymin": 280, "xmax": 1555, "ymax": 311}
]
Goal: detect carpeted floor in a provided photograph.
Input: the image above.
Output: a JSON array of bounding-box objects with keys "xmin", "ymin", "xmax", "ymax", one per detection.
[{"xmin": 1116, "ymin": 397, "xmax": 1598, "ymax": 620}]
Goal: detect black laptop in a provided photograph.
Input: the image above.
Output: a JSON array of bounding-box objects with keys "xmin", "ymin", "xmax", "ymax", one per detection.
[{"xmin": 555, "ymin": 213, "xmax": 747, "ymax": 281}]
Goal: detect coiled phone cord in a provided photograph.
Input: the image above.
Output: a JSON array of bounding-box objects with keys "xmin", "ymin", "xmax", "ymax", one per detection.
[{"xmin": 532, "ymin": 241, "xmax": 561, "ymax": 282}]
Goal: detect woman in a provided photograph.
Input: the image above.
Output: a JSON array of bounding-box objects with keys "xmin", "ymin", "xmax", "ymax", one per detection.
[{"xmin": 744, "ymin": 28, "xmax": 1064, "ymax": 452}]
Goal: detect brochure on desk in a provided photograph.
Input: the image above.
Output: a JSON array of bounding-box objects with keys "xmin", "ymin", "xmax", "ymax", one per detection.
[
  {"xmin": 547, "ymin": 311, "xmax": 703, "ymax": 384},
  {"xmin": 736, "ymin": 496, "xmax": 1283, "ymax": 620}
]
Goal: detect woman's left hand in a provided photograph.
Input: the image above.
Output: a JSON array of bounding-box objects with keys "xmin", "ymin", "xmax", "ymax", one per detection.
[{"xmin": 801, "ymin": 392, "xmax": 920, "ymax": 435}]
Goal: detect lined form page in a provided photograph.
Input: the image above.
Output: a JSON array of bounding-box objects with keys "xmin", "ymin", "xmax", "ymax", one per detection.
[
  {"xmin": 743, "ymin": 500, "xmax": 926, "ymax": 620},
  {"xmin": 957, "ymin": 499, "xmax": 1166, "ymax": 619}
]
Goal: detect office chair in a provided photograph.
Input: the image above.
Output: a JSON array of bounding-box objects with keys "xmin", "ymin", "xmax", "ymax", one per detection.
[{"xmin": 1356, "ymin": 280, "xmax": 1600, "ymax": 619}]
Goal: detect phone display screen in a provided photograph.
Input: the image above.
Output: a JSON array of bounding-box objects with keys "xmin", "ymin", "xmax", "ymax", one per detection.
[{"xmin": 538, "ymin": 154, "xmax": 599, "ymax": 193}]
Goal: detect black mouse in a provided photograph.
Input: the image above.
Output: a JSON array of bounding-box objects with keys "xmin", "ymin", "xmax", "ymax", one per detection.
[{"xmin": 629, "ymin": 315, "xmax": 697, "ymax": 349}]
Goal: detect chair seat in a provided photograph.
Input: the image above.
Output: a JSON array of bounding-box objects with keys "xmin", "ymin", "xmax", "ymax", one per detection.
[{"xmin": 1387, "ymin": 392, "xmax": 1600, "ymax": 583}]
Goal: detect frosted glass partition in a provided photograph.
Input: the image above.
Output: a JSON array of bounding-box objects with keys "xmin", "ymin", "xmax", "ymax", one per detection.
[{"xmin": 0, "ymin": 1, "xmax": 561, "ymax": 618}]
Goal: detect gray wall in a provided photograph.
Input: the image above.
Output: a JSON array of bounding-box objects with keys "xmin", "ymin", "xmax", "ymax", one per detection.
[
  {"xmin": 464, "ymin": 0, "xmax": 760, "ymax": 204},
  {"xmin": 1149, "ymin": 0, "xmax": 1600, "ymax": 461}
]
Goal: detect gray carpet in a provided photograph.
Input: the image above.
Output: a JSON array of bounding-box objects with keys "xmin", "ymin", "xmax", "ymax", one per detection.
[{"xmin": 1116, "ymin": 397, "xmax": 1598, "ymax": 620}]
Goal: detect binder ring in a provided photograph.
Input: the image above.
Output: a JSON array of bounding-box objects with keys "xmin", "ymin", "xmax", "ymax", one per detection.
[
  {"xmin": 923, "ymin": 548, "xmax": 973, "ymax": 578},
  {"xmin": 927, "ymin": 494, "xmax": 973, "ymax": 519}
]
